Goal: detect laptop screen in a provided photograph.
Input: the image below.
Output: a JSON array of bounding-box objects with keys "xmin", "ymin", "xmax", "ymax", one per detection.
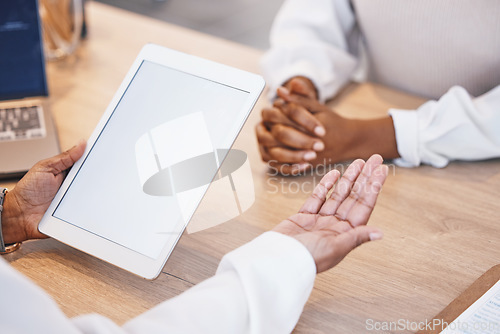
[{"xmin": 0, "ymin": 0, "xmax": 48, "ymax": 101}]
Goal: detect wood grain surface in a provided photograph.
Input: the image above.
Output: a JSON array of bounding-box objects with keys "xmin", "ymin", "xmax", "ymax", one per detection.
[{"xmin": 3, "ymin": 2, "xmax": 500, "ymax": 333}]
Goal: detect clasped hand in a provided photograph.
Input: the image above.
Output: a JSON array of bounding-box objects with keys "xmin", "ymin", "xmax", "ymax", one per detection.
[{"xmin": 256, "ymin": 77, "xmax": 359, "ymax": 175}]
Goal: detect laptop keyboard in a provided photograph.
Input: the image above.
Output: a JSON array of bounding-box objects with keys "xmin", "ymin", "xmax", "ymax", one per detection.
[{"xmin": 0, "ymin": 105, "xmax": 46, "ymax": 142}]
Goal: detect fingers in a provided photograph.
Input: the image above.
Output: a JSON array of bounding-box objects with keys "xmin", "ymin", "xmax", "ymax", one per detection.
[
  {"xmin": 262, "ymin": 107, "xmax": 297, "ymax": 129},
  {"xmin": 271, "ymin": 123, "xmax": 324, "ymax": 151},
  {"xmin": 278, "ymin": 87, "xmax": 329, "ymax": 114},
  {"xmin": 256, "ymin": 122, "xmax": 280, "ymax": 148},
  {"xmin": 257, "ymin": 122, "xmax": 316, "ymax": 163},
  {"xmin": 257, "ymin": 121, "xmax": 318, "ymax": 164},
  {"xmin": 39, "ymin": 139, "xmax": 87, "ymax": 175},
  {"xmin": 274, "ymin": 99, "xmax": 325, "ymax": 137},
  {"xmin": 288, "ymin": 77, "xmax": 317, "ymax": 100},
  {"xmin": 259, "ymin": 84, "xmax": 326, "ymax": 169},
  {"xmin": 318, "ymin": 159, "xmax": 366, "ymax": 215},
  {"xmin": 334, "ymin": 155, "xmax": 385, "ymax": 224},
  {"xmin": 268, "ymin": 146, "xmax": 316, "ymax": 163},
  {"xmin": 299, "ymin": 170, "xmax": 341, "ymax": 214},
  {"xmin": 342, "ymin": 164, "xmax": 388, "ymax": 227},
  {"xmin": 257, "ymin": 122, "xmax": 314, "ymax": 173},
  {"xmin": 261, "ymin": 106, "xmax": 325, "ymax": 152}
]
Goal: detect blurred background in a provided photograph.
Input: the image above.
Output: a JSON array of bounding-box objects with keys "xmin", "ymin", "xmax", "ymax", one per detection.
[{"xmin": 95, "ymin": 0, "xmax": 285, "ymax": 50}]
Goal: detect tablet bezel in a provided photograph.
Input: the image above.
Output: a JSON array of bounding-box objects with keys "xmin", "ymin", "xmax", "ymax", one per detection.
[{"xmin": 38, "ymin": 44, "xmax": 265, "ymax": 279}]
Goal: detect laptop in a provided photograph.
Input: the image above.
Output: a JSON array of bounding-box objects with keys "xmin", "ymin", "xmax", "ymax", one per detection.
[{"xmin": 0, "ymin": 0, "xmax": 60, "ymax": 179}]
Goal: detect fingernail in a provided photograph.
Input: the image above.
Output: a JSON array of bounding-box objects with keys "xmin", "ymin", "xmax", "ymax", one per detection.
[
  {"xmin": 314, "ymin": 126, "xmax": 326, "ymax": 137},
  {"xmin": 313, "ymin": 141, "xmax": 324, "ymax": 151},
  {"xmin": 304, "ymin": 151, "xmax": 317, "ymax": 161},
  {"xmin": 369, "ymin": 232, "xmax": 384, "ymax": 241}
]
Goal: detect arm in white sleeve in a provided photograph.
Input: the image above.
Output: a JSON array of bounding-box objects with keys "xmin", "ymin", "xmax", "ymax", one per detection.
[
  {"xmin": 122, "ymin": 231, "xmax": 316, "ymax": 334},
  {"xmin": 0, "ymin": 257, "xmax": 83, "ymax": 334},
  {"xmin": 260, "ymin": 0, "xmax": 359, "ymax": 102},
  {"xmin": 1, "ymin": 232, "xmax": 316, "ymax": 334},
  {"xmin": 389, "ymin": 85, "xmax": 500, "ymax": 168}
]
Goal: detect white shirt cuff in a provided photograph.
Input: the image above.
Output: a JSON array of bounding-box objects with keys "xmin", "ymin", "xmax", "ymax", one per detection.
[{"xmin": 388, "ymin": 108, "xmax": 420, "ymax": 167}]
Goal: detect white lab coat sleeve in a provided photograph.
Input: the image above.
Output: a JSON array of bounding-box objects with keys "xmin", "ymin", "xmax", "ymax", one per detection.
[
  {"xmin": 0, "ymin": 232, "xmax": 316, "ymax": 334},
  {"xmin": 122, "ymin": 231, "xmax": 316, "ymax": 334},
  {"xmin": 260, "ymin": 0, "xmax": 359, "ymax": 102},
  {"xmin": 0, "ymin": 257, "xmax": 83, "ymax": 334},
  {"xmin": 389, "ymin": 85, "xmax": 500, "ymax": 168}
]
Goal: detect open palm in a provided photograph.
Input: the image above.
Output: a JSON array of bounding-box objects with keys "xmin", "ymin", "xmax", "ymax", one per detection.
[{"xmin": 273, "ymin": 155, "xmax": 388, "ymax": 273}]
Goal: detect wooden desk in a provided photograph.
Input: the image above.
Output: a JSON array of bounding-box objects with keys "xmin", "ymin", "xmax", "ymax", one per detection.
[{"xmin": 4, "ymin": 2, "xmax": 500, "ymax": 333}]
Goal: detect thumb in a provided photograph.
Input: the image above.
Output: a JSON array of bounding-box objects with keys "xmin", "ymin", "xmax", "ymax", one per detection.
[
  {"xmin": 337, "ymin": 226, "xmax": 383, "ymax": 255},
  {"xmin": 39, "ymin": 139, "xmax": 87, "ymax": 175},
  {"xmin": 277, "ymin": 87, "xmax": 325, "ymax": 114},
  {"xmin": 313, "ymin": 226, "xmax": 383, "ymax": 273}
]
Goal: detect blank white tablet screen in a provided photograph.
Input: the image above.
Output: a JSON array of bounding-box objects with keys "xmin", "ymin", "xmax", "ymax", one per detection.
[{"xmin": 53, "ymin": 60, "xmax": 249, "ymax": 259}]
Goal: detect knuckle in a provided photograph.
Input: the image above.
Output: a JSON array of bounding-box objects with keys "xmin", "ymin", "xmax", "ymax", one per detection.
[
  {"xmin": 271, "ymin": 124, "xmax": 287, "ymax": 141},
  {"xmin": 261, "ymin": 108, "xmax": 272, "ymax": 120},
  {"xmin": 267, "ymin": 147, "xmax": 279, "ymax": 158},
  {"xmin": 273, "ymin": 98, "xmax": 285, "ymax": 108},
  {"xmin": 303, "ymin": 118, "xmax": 318, "ymax": 131},
  {"xmin": 288, "ymin": 104, "xmax": 301, "ymax": 119}
]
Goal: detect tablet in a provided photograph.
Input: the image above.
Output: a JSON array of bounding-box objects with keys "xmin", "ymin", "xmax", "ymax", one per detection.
[{"xmin": 39, "ymin": 44, "xmax": 265, "ymax": 279}]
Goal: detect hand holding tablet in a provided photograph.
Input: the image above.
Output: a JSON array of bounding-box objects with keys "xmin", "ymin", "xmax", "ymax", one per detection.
[{"xmin": 38, "ymin": 44, "xmax": 265, "ymax": 279}]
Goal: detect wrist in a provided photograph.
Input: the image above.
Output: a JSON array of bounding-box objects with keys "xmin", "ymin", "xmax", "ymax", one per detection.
[
  {"xmin": 315, "ymin": 111, "xmax": 362, "ymax": 164},
  {"xmin": 350, "ymin": 117, "xmax": 400, "ymax": 160},
  {"xmin": 314, "ymin": 112, "xmax": 399, "ymax": 165},
  {"xmin": 1, "ymin": 190, "xmax": 28, "ymax": 244}
]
